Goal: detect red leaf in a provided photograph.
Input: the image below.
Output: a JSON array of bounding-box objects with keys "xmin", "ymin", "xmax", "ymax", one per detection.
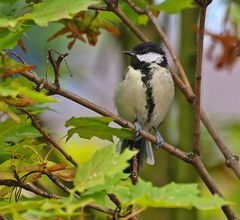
[
  {"xmin": 0, "ymin": 54, "xmax": 36, "ymax": 77},
  {"xmin": 17, "ymin": 39, "xmax": 27, "ymax": 54}
]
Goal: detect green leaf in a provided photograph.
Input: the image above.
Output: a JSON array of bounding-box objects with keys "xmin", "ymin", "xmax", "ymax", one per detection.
[
  {"xmin": 152, "ymin": 0, "xmax": 194, "ymax": 14},
  {"xmin": 0, "ymin": 52, "xmax": 36, "ymax": 76},
  {"xmin": 0, "ymin": 28, "xmax": 24, "ymax": 50},
  {"xmin": 111, "ymin": 179, "xmax": 227, "ymax": 210},
  {"xmin": 73, "ymin": 145, "xmax": 136, "ymax": 193},
  {"xmin": 0, "ymin": 16, "xmax": 18, "ymax": 28},
  {"xmin": 65, "ymin": 116, "xmax": 134, "ymax": 142},
  {"xmin": 0, "ymin": 76, "xmax": 58, "ymax": 105},
  {"xmin": 0, "ymin": 116, "xmax": 41, "ymax": 147},
  {"xmin": 120, "ymin": 2, "xmax": 149, "ymax": 25},
  {"xmin": 21, "ymin": 0, "xmax": 101, "ymax": 26}
]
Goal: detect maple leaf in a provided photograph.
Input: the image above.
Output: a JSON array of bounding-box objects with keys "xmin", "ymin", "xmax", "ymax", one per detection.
[
  {"xmin": 48, "ymin": 11, "xmax": 120, "ymax": 48},
  {"xmin": 0, "ymin": 53, "xmax": 36, "ymax": 77},
  {"xmin": 205, "ymin": 30, "xmax": 240, "ymax": 69}
]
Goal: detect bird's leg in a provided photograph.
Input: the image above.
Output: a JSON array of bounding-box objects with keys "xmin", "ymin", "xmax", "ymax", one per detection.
[
  {"xmin": 153, "ymin": 127, "xmax": 164, "ymax": 149},
  {"xmin": 134, "ymin": 121, "xmax": 142, "ymax": 139}
]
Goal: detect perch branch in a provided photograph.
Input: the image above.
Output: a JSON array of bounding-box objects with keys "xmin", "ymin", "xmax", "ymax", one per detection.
[{"xmin": 20, "ymin": 70, "xmax": 191, "ymax": 163}]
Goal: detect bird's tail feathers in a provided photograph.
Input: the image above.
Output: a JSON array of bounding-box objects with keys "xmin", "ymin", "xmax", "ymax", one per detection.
[{"xmin": 116, "ymin": 138, "xmax": 155, "ymax": 171}]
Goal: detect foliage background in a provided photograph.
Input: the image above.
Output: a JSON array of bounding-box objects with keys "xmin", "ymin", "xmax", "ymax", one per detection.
[{"xmin": 0, "ymin": 0, "xmax": 240, "ymax": 219}]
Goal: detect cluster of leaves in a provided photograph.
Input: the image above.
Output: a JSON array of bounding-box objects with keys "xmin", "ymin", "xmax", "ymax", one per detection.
[
  {"xmin": 0, "ymin": 0, "xmax": 194, "ymax": 51},
  {"xmin": 0, "ymin": 115, "xmax": 226, "ymax": 219},
  {"xmin": 0, "ymin": 52, "xmax": 56, "ymax": 122}
]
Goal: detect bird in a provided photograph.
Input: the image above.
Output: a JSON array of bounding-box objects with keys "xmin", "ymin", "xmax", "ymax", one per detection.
[{"xmin": 114, "ymin": 42, "xmax": 174, "ymax": 181}]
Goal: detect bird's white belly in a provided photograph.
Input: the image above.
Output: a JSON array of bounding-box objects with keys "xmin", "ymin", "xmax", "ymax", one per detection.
[
  {"xmin": 149, "ymin": 68, "xmax": 174, "ymax": 128},
  {"xmin": 114, "ymin": 65, "xmax": 174, "ymax": 130},
  {"xmin": 114, "ymin": 67, "xmax": 148, "ymax": 126}
]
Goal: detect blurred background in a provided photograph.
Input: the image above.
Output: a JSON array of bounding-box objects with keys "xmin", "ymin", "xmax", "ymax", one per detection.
[{"xmin": 15, "ymin": 0, "xmax": 240, "ymax": 219}]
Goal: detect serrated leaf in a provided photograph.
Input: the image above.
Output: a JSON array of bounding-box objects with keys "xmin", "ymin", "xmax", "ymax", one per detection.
[
  {"xmin": 152, "ymin": 0, "xmax": 194, "ymax": 14},
  {"xmin": 0, "ymin": 29, "xmax": 24, "ymax": 50},
  {"xmin": 0, "ymin": 116, "xmax": 41, "ymax": 146},
  {"xmin": 0, "ymin": 76, "xmax": 58, "ymax": 105},
  {"xmin": 73, "ymin": 145, "xmax": 136, "ymax": 193},
  {"xmin": 111, "ymin": 179, "xmax": 227, "ymax": 210},
  {"xmin": 0, "ymin": 52, "xmax": 36, "ymax": 76},
  {"xmin": 21, "ymin": 0, "xmax": 101, "ymax": 26},
  {"xmin": 65, "ymin": 116, "xmax": 134, "ymax": 142}
]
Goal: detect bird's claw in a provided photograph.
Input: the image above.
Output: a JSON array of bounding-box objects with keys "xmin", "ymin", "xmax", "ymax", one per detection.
[
  {"xmin": 134, "ymin": 122, "xmax": 142, "ymax": 138},
  {"xmin": 153, "ymin": 129, "xmax": 164, "ymax": 149}
]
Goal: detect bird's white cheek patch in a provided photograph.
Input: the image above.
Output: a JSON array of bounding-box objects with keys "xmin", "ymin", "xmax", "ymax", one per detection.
[{"xmin": 136, "ymin": 52, "xmax": 163, "ymax": 63}]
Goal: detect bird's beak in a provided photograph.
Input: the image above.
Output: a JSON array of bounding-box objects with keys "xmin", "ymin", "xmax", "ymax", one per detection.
[{"xmin": 123, "ymin": 50, "xmax": 136, "ymax": 57}]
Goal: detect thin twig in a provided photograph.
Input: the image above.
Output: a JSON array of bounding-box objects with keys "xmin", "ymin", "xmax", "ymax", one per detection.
[
  {"xmin": 0, "ymin": 179, "xmax": 58, "ymax": 199},
  {"xmin": 145, "ymin": 9, "xmax": 192, "ymax": 90},
  {"xmin": 192, "ymin": 156, "xmax": 237, "ymax": 220},
  {"xmin": 20, "ymin": 109, "xmax": 78, "ymax": 167},
  {"xmin": 193, "ymin": 1, "xmax": 208, "ymax": 155},
  {"xmin": 131, "ymin": 154, "xmax": 138, "ymax": 185},
  {"xmin": 88, "ymin": 5, "xmax": 109, "ymax": 11},
  {"xmin": 125, "ymin": 0, "xmax": 145, "ymax": 14},
  {"xmin": 47, "ymin": 49, "xmax": 68, "ymax": 89},
  {"xmin": 108, "ymin": 193, "xmax": 122, "ymax": 210},
  {"xmin": 103, "ymin": 0, "xmax": 148, "ymax": 42},
  {"xmin": 43, "ymin": 171, "xmax": 122, "ymax": 217},
  {"xmin": 122, "ymin": 207, "xmax": 145, "ymax": 220},
  {"xmin": 43, "ymin": 171, "xmax": 71, "ymax": 194},
  {"xmin": 48, "ymin": 49, "xmax": 60, "ymax": 88},
  {"xmin": 200, "ymin": 109, "xmax": 240, "ymax": 177}
]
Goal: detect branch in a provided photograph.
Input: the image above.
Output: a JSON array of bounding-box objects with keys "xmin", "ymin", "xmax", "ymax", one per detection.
[
  {"xmin": 193, "ymin": 0, "xmax": 208, "ymax": 155},
  {"xmin": 20, "ymin": 109, "xmax": 78, "ymax": 167},
  {"xmin": 43, "ymin": 171, "xmax": 123, "ymax": 217},
  {"xmin": 200, "ymin": 109, "xmax": 240, "ymax": 177},
  {"xmin": 125, "ymin": 0, "xmax": 145, "ymax": 14},
  {"xmin": 20, "ymin": 70, "xmax": 190, "ymax": 163},
  {"xmin": 144, "ymin": 9, "xmax": 193, "ymax": 91},
  {"xmin": 102, "ymin": 0, "xmax": 148, "ymax": 42},
  {"xmin": 47, "ymin": 49, "xmax": 68, "ymax": 89},
  {"xmin": 0, "ymin": 179, "xmax": 58, "ymax": 199},
  {"xmin": 192, "ymin": 157, "xmax": 237, "ymax": 220}
]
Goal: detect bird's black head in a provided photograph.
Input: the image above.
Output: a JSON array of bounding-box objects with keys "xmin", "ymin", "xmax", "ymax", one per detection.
[{"xmin": 123, "ymin": 42, "xmax": 168, "ymax": 70}]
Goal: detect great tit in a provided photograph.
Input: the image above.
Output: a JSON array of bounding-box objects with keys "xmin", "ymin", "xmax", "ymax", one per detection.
[{"xmin": 114, "ymin": 42, "xmax": 174, "ymax": 173}]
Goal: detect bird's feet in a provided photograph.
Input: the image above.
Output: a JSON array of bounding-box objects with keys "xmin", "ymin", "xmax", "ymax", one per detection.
[
  {"xmin": 134, "ymin": 122, "xmax": 142, "ymax": 139},
  {"xmin": 153, "ymin": 128, "xmax": 164, "ymax": 149}
]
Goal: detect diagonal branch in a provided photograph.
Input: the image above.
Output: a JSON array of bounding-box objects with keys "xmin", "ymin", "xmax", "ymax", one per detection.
[
  {"xmin": 20, "ymin": 109, "xmax": 78, "ymax": 167},
  {"xmin": 0, "ymin": 179, "xmax": 59, "ymax": 199},
  {"xmin": 145, "ymin": 9, "xmax": 192, "ymax": 91},
  {"xmin": 103, "ymin": 0, "xmax": 148, "ymax": 42},
  {"xmin": 192, "ymin": 157, "xmax": 237, "ymax": 219},
  {"xmin": 20, "ymin": 70, "xmax": 191, "ymax": 163}
]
